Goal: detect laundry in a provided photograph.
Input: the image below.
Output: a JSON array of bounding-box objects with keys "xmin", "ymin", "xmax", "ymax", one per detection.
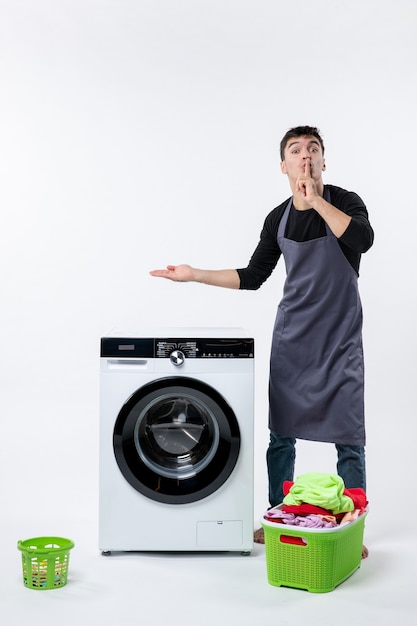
[
  {"xmin": 282, "ymin": 472, "xmax": 356, "ymax": 514},
  {"xmin": 263, "ymin": 472, "xmax": 368, "ymax": 531},
  {"xmin": 264, "ymin": 509, "xmax": 338, "ymax": 528},
  {"xmin": 281, "ymin": 478, "xmax": 368, "ymax": 521}
]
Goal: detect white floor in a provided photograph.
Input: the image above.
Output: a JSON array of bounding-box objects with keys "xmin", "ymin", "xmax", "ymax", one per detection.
[{"xmin": 3, "ymin": 509, "xmax": 415, "ymax": 625}]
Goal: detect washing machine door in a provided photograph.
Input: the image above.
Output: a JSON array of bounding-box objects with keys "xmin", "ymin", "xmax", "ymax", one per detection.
[{"xmin": 113, "ymin": 377, "xmax": 241, "ymax": 504}]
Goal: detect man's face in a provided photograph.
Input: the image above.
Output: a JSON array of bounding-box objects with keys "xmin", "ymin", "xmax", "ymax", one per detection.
[{"xmin": 280, "ymin": 135, "xmax": 326, "ymax": 184}]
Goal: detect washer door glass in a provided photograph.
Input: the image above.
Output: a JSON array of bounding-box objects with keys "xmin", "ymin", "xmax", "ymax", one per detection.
[
  {"xmin": 113, "ymin": 377, "xmax": 240, "ymax": 504},
  {"xmin": 135, "ymin": 392, "xmax": 220, "ymax": 479}
]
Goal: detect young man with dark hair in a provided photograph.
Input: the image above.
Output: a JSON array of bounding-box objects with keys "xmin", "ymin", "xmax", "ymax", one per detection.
[{"xmin": 150, "ymin": 126, "xmax": 374, "ymax": 555}]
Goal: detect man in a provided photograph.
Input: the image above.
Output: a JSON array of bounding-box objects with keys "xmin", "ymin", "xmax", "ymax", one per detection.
[{"xmin": 150, "ymin": 126, "xmax": 374, "ymax": 554}]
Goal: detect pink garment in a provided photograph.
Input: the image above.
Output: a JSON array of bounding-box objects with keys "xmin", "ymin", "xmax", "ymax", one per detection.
[{"xmin": 264, "ymin": 509, "xmax": 337, "ymax": 528}]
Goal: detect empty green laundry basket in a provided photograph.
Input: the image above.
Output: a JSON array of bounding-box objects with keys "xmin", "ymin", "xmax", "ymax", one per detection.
[{"xmin": 17, "ymin": 536, "xmax": 74, "ymax": 590}]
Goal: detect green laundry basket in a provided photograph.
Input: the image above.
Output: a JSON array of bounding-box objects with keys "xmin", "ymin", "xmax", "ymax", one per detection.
[
  {"xmin": 261, "ymin": 508, "xmax": 367, "ymax": 593},
  {"xmin": 17, "ymin": 536, "xmax": 74, "ymax": 590}
]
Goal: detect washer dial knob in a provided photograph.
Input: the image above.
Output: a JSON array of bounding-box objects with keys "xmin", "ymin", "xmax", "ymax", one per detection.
[{"xmin": 170, "ymin": 349, "xmax": 185, "ymax": 366}]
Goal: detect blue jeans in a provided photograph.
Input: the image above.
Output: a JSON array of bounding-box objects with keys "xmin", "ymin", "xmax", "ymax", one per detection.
[{"xmin": 266, "ymin": 431, "xmax": 366, "ymax": 507}]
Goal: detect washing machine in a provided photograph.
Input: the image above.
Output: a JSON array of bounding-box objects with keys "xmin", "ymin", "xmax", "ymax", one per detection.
[{"xmin": 99, "ymin": 329, "xmax": 254, "ymax": 554}]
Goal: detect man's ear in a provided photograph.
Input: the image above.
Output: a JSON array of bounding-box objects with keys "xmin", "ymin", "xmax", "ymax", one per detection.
[
  {"xmin": 322, "ymin": 159, "xmax": 326, "ymax": 171},
  {"xmin": 280, "ymin": 161, "xmax": 287, "ymax": 175}
]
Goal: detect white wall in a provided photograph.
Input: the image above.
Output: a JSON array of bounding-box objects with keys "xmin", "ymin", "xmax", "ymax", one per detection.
[{"xmin": 1, "ymin": 0, "xmax": 415, "ymax": 529}]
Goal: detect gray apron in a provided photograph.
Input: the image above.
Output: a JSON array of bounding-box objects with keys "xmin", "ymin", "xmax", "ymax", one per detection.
[{"xmin": 269, "ymin": 190, "xmax": 365, "ymax": 445}]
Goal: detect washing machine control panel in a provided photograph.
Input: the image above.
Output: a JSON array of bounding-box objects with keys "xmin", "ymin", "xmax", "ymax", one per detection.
[
  {"xmin": 101, "ymin": 337, "xmax": 254, "ymax": 359},
  {"xmin": 157, "ymin": 341, "xmax": 199, "ymax": 358}
]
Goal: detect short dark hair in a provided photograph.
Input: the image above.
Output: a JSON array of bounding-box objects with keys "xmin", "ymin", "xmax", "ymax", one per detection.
[{"xmin": 280, "ymin": 126, "xmax": 325, "ymax": 161}]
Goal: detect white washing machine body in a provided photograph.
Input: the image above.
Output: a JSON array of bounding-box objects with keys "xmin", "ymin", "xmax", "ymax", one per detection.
[{"xmin": 99, "ymin": 331, "xmax": 254, "ymax": 554}]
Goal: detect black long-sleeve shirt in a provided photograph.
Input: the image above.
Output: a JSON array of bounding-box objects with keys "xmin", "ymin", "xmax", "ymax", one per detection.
[{"xmin": 237, "ymin": 184, "xmax": 374, "ymax": 290}]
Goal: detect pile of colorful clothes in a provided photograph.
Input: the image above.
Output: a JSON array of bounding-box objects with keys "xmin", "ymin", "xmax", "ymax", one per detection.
[{"xmin": 264, "ymin": 472, "xmax": 368, "ymax": 531}]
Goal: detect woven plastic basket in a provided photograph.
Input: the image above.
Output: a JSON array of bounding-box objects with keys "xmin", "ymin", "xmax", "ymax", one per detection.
[
  {"xmin": 17, "ymin": 536, "xmax": 74, "ymax": 590},
  {"xmin": 261, "ymin": 508, "xmax": 367, "ymax": 593}
]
